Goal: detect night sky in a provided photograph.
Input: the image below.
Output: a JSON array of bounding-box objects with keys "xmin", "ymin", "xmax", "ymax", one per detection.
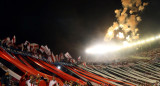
[{"xmin": 0, "ymin": 0, "xmax": 159, "ymax": 58}]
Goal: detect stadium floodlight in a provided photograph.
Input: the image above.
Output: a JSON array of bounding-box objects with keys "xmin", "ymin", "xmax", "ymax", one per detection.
[
  {"xmin": 85, "ymin": 44, "xmax": 121, "ymax": 54},
  {"xmin": 85, "ymin": 44, "xmax": 108, "ymax": 54},
  {"xmin": 86, "ymin": 34, "xmax": 160, "ymax": 55},
  {"xmin": 123, "ymin": 41, "xmax": 130, "ymax": 47}
]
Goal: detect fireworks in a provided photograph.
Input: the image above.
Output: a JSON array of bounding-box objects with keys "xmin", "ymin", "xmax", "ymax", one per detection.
[{"xmin": 104, "ymin": 0, "xmax": 148, "ymax": 42}]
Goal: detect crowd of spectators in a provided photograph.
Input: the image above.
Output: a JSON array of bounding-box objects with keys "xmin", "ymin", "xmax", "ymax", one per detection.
[
  {"xmin": 1, "ymin": 36, "xmax": 160, "ymax": 86},
  {"xmin": 0, "ymin": 37, "xmax": 86, "ymax": 86},
  {"xmin": 0, "ymin": 71, "xmax": 95, "ymax": 86},
  {"xmin": 0, "ymin": 36, "xmax": 79, "ymax": 65},
  {"xmin": 0, "ymin": 72, "xmax": 59, "ymax": 86},
  {"xmin": 134, "ymin": 48, "xmax": 160, "ymax": 58},
  {"xmin": 0, "ymin": 71, "xmax": 19, "ymax": 86}
]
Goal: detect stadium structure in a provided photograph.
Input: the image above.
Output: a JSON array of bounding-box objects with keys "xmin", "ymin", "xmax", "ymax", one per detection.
[{"xmin": 0, "ymin": 36, "xmax": 160, "ymax": 86}]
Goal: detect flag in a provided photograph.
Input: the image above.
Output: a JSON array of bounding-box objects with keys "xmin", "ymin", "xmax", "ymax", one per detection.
[
  {"xmin": 60, "ymin": 53, "xmax": 64, "ymax": 60},
  {"xmin": 24, "ymin": 41, "xmax": 29, "ymax": 46},
  {"xmin": 58, "ymin": 55, "xmax": 61, "ymax": 62},
  {"xmin": 1, "ymin": 37, "xmax": 10, "ymax": 45},
  {"xmin": 27, "ymin": 44, "xmax": 30, "ymax": 52},
  {"xmin": 11, "ymin": 35, "xmax": 16, "ymax": 44},
  {"xmin": 44, "ymin": 45, "xmax": 51, "ymax": 55},
  {"xmin": 5, "ymin": 37, "xmax": 12, "ymax": 47},
  {"xmin": 51, "ymin": 52, "xmax": 56, "ymax": 62},
  {"xmin": 40, "ymin": 45, "xmax": 51, "ymax": 55},
  {"xmin": 24, "ymin": 41, "xmax": 30, "ymax": 52},
  {"xmin": 77, "ymin": 56, "xmax": 81, "ymax": 61},
  {"xmin": 82, "ymin": 62, "xmax": 87, "ymax": 67},
  {"xmin": 70, "ymin": 59, "xmax": 76, "ymax": 64},
  {"xmin": 55, "ymin": 55, "xmax": 59, "ymax": 62},
  {"xmin": 3, "ymin": 36, "xmax": 15, "ymax": 47},
  {"xmin": 6, "ymin": 41, "xmax": 12, "ymax": 47},
  {"xmin": 39, "ymin": 45, "xmax": 45, "ymax": 53},
  {"xmin": 30, "ymin": 43, "xmax": 39, "ymax": 53},
  {"xmin": 64, "ymin": 52, "xmax": 72, "ymax": 59},
  {"xmin": 59, "ymin": 53, "xmax": 64, "ymax": 62},
  {"xmin": 47, "ymin": 56, "xmax": 52, "ymax": 63}
]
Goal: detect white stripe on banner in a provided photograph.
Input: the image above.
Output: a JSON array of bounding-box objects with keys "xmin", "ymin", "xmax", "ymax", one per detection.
[{"xmin": 0, "ymin": 62, "xmax": 21, "ymax": 80}]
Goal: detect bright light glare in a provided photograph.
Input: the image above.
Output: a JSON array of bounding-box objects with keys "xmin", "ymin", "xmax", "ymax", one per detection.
[
  {"xmin": 86, "ymin": 34, "xmax": 160, "ymax": 54},
  {"xmin": 57, "ymin": 66, "xmax": 61, "ymax": 69},
  {"xmin": 86, "ymin": 44, "xmax": 121, "ymax": 54},
  {"xmin": 123, "ymin": 41, "xmax": 130, "ymax": 47}
]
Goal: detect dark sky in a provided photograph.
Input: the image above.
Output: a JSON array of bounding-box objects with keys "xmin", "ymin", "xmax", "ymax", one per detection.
[{"xmin": 0, "ymin": 0, "xmax": 159, "ymax": 58}]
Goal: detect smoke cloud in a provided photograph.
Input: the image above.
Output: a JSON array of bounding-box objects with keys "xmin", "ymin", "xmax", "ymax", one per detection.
[{"xmin": 104, "ymin": 0, "xmax": 148, "ymax": 42}]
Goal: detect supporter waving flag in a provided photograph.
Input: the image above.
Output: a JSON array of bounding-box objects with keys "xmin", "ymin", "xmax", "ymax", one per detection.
[
  {"xmin": 70, "ymin": 59, "xmax": 76, "ymax": 64},
  {"xmin": 58, "ymin": 53, "xmax": 64, "ymax": 62},
  {"xmin": 24, "ymin": 41, "xmax": 30, "ymax": 52},
  {"xmin": 11, "ymin": 35, "xmax": 16, "ymax": 44},
  {"xmin": 59, "ymin": 53, "xmax": 64, "ymax": 61},
  {"xmin": 58, "ymin": 54, "xmax": 61, "ymax": 62},
  {"xmin": 1, "ymin": 37, "xmax": 10, "ymax": 45},
  {"xmin": 44, "ymin": 45, "xmax": 51, "ymax": 55},
  {"xmin": 51, "ymin": 52, "xmax": 56, "ymax": 62},
  {"xmin": 77, "ymin": 56, "xmax": 81, "ymax": 62},
  {"xmin": 5, "ymin": 37, "xmax": 14, "ymax": 47},
  {"xmin": 5, "ymin": 36, "xmax": 16, "ymax": 47},
  {"xmin": 18, "ymin": 43, "xmax": 24, "ymax": 51},
  {"xmin": 47, "ymin": 56, "xmax": 53, "ymax": 63},
  {"xmin": 64, "ymin": 52, "xmax": 72, "ymax": 59},
  {"xmin": 30, "ymin": 43, "xmax": 39, "ymax": 53},
  {"xmin": 39, "ymin": 45, "xmax": 45, "ymax": 53},
  {"xmin": 55, "ymin": 55, "xmax": 59, "ymax": 62},
  {"xmin": 82, "ymin": 62, "xmax": 87, "ymax": 67},
  {"xmin": 24, "ymin": 40, "xmax": 29, "ymax": 46},
  {"xmin": 6, "ymin": 41, "xmax": 12, "ymax": 47}
]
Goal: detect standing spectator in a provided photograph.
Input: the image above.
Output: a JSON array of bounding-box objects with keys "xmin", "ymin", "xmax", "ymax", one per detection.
[
  {"xmin": 1, "ymin": 71, "xmax": 11, "ymax": 86},
  {"xmin": 72, "ymin": 80, "xmax": 79, "ymax": 86},
  {"xmin": 33, "ymin": 74, "xmax": 41, "ymax": 86},
  {"xmin": 26, "ymin": 75, "xmax": 35, "ymax": 86},
  {"xmin": 38, "ymin": 75, "xmax": 49, "ymax": 86},
  {"xmin": 49, "ymin": 76, "xmax": 58, "ymax": 86},
  {"xmin": 63, "ymin": 81, "xmax": 69, "ymax": 86},
  {"xmin": 69, "ymin": 81, "xmax": 73, "ymax": 86},
  {"xmin": 19, "ymin": 72, "xmax": 29, "ymax": 86}
]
